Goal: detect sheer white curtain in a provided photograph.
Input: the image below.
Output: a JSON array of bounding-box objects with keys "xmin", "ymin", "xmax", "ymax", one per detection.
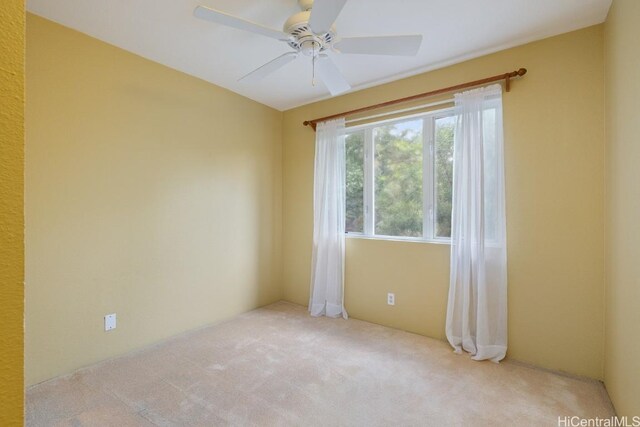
[
  {"xmin": 446, "ymin": 84, "xmax": 507, "ymax": 362},
  {"xmin": 309, "ymin": 118, "xmax": 348, "ymax": 319}
]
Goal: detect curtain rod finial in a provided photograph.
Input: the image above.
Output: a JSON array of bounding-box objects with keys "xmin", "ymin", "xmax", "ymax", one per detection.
[
  {"xmin": 517, "ymin": 68, "xmax": 527, "ymax": 76},
  {"xmin": 303, "ymin": 121, "xmax": 317, "ymax": 131}
]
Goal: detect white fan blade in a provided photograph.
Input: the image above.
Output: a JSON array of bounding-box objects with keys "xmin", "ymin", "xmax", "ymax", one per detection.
[
  {"xmin": 335, "ymin": 35, "xmax": 423, "ymax": 56},
  {"xmin": 194, "ymin": 5, "xmax": 288, "ymax": 41},
  {"xmin": 309, "ymin": 0, "xmax": 348, "ymax": 34},
  {"xmin": 240, "ymin": 52, "xmax": 298, "ymax": 83},
  {"xmin": 316, "ymin": 56, "xmax": 351, "ymax": 96}
]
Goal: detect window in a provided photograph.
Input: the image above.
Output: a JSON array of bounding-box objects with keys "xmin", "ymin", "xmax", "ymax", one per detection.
[{"xmin": 345, "ymin": 109, "xmax": 455, "ymax": 241}]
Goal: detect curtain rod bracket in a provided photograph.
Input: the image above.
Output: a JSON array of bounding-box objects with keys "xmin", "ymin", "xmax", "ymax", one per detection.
[{"xmin": 303, "ymin": 67, "xmax": 527, "ymax": 131}]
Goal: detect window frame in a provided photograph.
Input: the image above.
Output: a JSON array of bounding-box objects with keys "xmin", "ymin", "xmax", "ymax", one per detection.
[{"xmin": 345, "ymin": 107, "xmax": 455, "ymax": 244}]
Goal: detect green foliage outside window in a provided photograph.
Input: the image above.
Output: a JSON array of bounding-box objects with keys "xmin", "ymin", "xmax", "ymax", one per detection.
[
  {"xmin": 374, "ymin": 123, "xmax": 423, "ymax": 237},
  {"xmin": 345, "ymin": 132, "xmax": 364, "ymax": 233},
  {"xmin": 435, "ymin": 117, "xmax": 455, "ymax": 238}
]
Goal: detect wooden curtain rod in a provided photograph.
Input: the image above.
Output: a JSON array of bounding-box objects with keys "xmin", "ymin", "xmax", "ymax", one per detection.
[{"xmin": 303, "ymin": 68, "xmax": 527, "ymax": 130}]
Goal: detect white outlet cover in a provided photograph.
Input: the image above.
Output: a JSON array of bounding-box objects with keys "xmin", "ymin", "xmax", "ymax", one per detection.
[
  {"xmin": 387, "ymin": 293, "xmax": 395, "ymax": 306},
  {"xmin": 104, "ymin": 313, "xmax": 116, "ymax": 331}
]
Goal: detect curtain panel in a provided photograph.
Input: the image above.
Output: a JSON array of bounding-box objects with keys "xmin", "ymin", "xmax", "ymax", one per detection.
[
  {"xmin": 446, "ymin": 84, "xmax": 508, "ymax": 362},
  {"xmin": 309, "ymin": 118, "xmax": 348, "ymax": 319}
]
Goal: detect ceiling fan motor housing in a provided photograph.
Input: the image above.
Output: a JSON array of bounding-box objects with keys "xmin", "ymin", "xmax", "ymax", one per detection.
[{"xmin": 284, "ymin": 10, "xmax": 335, "ymax": 57}]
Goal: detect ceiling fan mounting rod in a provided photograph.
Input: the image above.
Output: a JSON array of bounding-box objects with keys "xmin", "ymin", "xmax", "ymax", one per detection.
[{"xmin": 298, "ymin": 0, "xmax": 315, "ymax": 11}]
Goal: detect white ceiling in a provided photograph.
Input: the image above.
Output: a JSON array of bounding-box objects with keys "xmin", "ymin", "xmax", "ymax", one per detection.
[{"xmin": 27, "ymin": 0, "xmax": 612, "ymax": 111}]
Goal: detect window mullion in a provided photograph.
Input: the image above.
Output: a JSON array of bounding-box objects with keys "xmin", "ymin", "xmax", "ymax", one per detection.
[
  {"xmin": 364, "ymin": 128, "xmax": 375, "ymax": 236},
  {"xmin": 423, "ymin": 117, "xmax": 435, "ymax": 240}
]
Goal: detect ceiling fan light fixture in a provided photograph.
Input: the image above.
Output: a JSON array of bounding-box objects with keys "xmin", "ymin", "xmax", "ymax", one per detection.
[{"xmin": 299, "ymin": 37, "xmax": 323, "ymax": 57}]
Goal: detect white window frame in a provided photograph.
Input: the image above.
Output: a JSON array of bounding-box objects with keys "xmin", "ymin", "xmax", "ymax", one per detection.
[{"xmin": 345, "ymin": 107, "xmax": 454, "ymax": 244}]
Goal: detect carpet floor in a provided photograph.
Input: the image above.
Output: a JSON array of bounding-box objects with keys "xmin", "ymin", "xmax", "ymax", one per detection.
[{"xmin": 27, "ymin": 301, "xmax": 614, "ymax": 426}]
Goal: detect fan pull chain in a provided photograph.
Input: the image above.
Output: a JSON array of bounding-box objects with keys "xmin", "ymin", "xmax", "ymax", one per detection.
[{"xmin": 312, "ymin": 44, "xmax": 316, "ymax": 86}]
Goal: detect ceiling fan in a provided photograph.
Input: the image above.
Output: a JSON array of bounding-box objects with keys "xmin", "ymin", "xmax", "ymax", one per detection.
[{"xmin": 194, "ymin": 0, "xmax": 423, "ymax": 96}]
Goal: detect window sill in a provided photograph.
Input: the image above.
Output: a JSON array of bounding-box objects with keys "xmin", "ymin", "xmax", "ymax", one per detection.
[{"xmin": 345, "ymin": 233, "xmax": 451, "ymax": 245}]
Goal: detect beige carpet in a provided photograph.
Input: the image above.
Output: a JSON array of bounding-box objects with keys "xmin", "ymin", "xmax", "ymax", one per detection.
[{"xmin": 27, "ymin": 301, "xmax": 614, "ymax": 426}]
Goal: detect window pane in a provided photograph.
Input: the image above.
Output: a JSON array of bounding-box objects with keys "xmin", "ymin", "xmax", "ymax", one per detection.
[
  {"xmin": 435, "ymin": 116, "xmax": 455, "ymax": 238},
  {"xmin": 345, "ymin": 131, "xmax": 364, "ymax": 233},
  {"xmin": 374, "ymin": 119, "xmax": 423, "ymax": 237}
]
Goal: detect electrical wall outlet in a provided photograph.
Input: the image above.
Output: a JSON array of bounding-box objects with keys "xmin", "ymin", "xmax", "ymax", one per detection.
[
  {"xmin": 387, "ymin": 293, "xmax": 395, "ymax": 306},
  {"xmin": 104, "ymin": 313, "xmax": 116, "ymax": 331}
]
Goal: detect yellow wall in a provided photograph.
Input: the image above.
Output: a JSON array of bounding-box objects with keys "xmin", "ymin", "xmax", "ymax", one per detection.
[
  {"xmin": 283, "ymin": 26, "xmax": 605, "ymax": 379},
  {"xmin": 25, "ymin": 15, "xmax": 283, "ymax": 386},
  {"xmin": 604, "ymin": 0, "xmax": 640, "ymax": 416},
  {"xmin": 0, "ymin": 1, "xmax": 25, "ymax": 424}
]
